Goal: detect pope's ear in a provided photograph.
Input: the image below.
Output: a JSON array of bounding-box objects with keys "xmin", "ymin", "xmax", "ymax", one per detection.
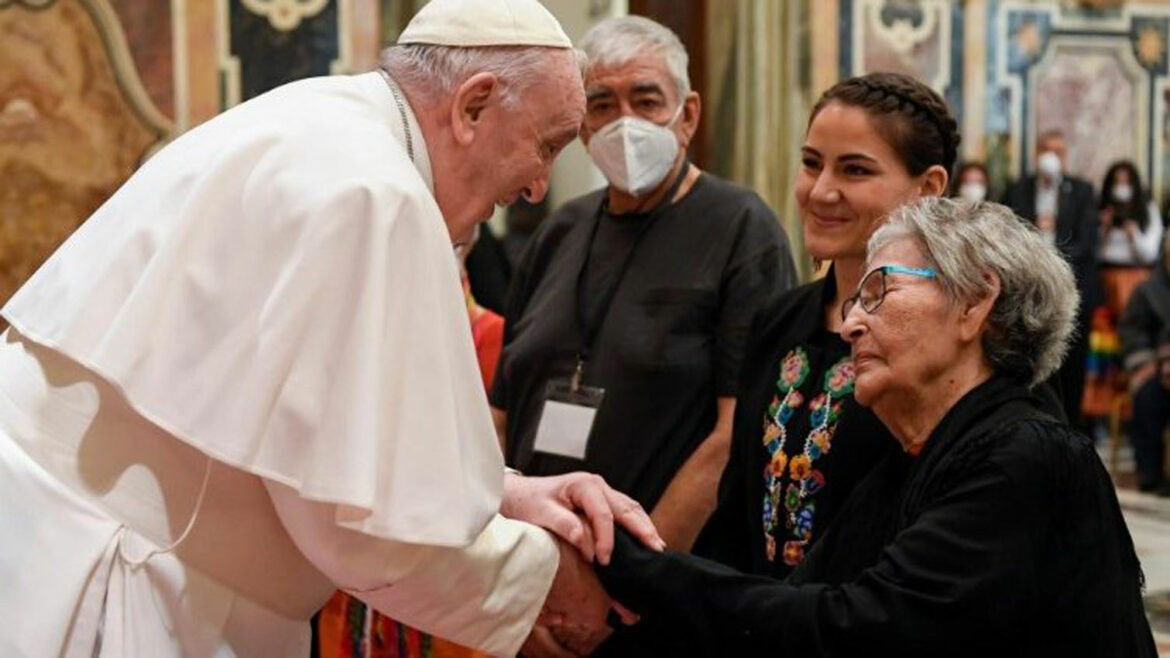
[{"xmin": 450, "ymin": 72, "xmax": 499, "ymax": 146}]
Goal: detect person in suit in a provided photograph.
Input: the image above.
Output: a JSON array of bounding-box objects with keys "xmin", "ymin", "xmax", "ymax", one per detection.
[{"xmin": 1004, "ymin": 129, "xmax": 1101, "ymax": 428}]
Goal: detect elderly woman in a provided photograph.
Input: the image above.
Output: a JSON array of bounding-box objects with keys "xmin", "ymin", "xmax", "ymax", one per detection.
[{"xmin": 593, "ymin": 198, "xmax": 1155, "ymax": 657}]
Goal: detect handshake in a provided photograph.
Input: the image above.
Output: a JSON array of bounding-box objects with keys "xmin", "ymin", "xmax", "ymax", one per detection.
[{"xmin": 501, "ymin": 472, "xmax": 666, "ymax": 657}]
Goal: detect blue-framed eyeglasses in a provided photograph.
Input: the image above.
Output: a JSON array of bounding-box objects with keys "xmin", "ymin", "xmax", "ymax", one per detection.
[{"xmin": 841, "ymin": 265, "xmax": 939, "ymax": 323}]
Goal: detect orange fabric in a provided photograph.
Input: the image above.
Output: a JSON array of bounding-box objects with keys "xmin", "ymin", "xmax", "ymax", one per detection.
[{"xmin": 1102, "ymin": 266, "xmax": 1151, "ymax": 315}]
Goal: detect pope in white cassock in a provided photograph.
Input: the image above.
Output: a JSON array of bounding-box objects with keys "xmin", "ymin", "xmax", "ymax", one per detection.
[{"xmin": 0, "ymin": 0, "xmax": 664, "ymax": 656}]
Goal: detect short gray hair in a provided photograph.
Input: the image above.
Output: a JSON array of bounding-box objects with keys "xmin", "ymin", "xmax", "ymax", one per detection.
[
  {"xmin": 579, "ymin": 16, "xmax": 691, "ymax": 98},
  {"xmin": 867, "ymin": 197, "xmax": 1079, "ymax": 386},
  {"xmin": 379, "ymin": 44, "xmax": 585, "ymax": 109}
]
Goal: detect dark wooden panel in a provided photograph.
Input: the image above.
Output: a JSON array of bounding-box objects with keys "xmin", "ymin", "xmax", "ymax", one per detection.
[
  {"xmin": 629, "ymin": 0, "xmax": 709, "ymax": 169},
  {"xmin": 227, "ymin": 0, "xmax": 340, "ymax": 104}
]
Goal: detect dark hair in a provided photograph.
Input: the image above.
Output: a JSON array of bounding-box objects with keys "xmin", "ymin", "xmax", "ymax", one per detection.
[
  {"xmin": 1100, "ymin": 160, "xmax": 1149, "ymax": 231},
  {"xmin": 950, "ymin": 161, "xmax": 989, "ymax": 197},
  {"xmin": 809, "ymin": 72, "xmax": 960, "ymax": 177}
]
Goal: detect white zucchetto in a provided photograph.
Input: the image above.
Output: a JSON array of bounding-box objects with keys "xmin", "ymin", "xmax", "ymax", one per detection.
[{"xmin": 398, "ymin": 0, "xmax": 572, "ymax": 49}]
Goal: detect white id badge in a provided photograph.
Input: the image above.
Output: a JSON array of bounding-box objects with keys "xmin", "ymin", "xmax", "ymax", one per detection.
[{"xmin": 532, "ymin": 381, "xmax": 605, "ymax": 460}]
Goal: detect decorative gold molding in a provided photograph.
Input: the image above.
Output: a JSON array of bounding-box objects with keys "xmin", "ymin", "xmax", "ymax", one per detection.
[
  {"xmin": 218, "ymin": 0, "xmax": 355, "ymax": 109},
  {"xmin": 240, "ymin": 0, "xmax": 327, "ymax": 32},
  {"xmin": 0, "ymin": 0, "xmax": 55, "ymax": 8}
]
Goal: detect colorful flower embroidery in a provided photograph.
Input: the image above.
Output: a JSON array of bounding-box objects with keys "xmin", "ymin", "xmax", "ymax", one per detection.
[
  {"xmin": 782, "ymin": 540, "xmax": 805, "ymax": 566},
  {"xmin": 770, "ymin": 451, "xmax": 788, "ymax": 476},
  {"xmin": 779, "ymin": 349, "xmax": 810, "ymax": 390},
  {"xmin": 794, "ymin": 504, "xmax": 816, "ymax": 540},
  {"xmin": 789, "ymin": 454, "xmax": 811, "ymax": 481},
  {"xmin": 761, "ymin": 352, "xmax": 855, "ymax": 564}
]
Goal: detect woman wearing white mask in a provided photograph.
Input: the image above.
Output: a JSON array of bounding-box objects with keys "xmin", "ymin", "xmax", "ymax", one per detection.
[
  {"xmin": 1083, "ymin": 162, "xmax": 1165, "ymax": 421},
  {"xmin": 1099, "ymin": 161, "xmax": 1163, "ymax": 270},
  {"xmin": 951, "ymin": 161, "xmax": 990, "ymax": 202}
]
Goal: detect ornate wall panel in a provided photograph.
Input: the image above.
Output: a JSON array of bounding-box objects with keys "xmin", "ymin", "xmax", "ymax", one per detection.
[
  {"xmin": 839, "ymin": 0, "xmax": 964, "ymax": 126},
  {"xmin": 0, "ymin": 0, "xmax": 174, "ymax": 307},
  {"xmin": 989, "ymin": 2, "xmax": 1170, "ymax": 197},
  {"xmin": 219, "ymin": 0, "xmax": 352, "ymax": 107}
]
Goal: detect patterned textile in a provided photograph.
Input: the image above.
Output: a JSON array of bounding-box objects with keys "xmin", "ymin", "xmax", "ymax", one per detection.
[
  {"xmin": 316, "ymin": 591, "xmax": 488, "ymax": 658},
  {"xmin": 1083, "ymin": 267, "xmax": 1150, "ymax": 417},
  {"xmin": 761, "ymin": 348, "xmax": 854, "ymax": 566}
]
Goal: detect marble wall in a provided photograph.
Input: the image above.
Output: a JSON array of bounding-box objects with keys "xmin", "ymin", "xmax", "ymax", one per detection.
[
  {"xmin": 0, "ymin": 0, "xmax": 384, "ymax": 307},
  {"xmin": 0, "ymin": 0, "xmax": 172, "ymax": 308},
  {"xmin": 832, "ymin": 0, "xmax": 1170, "ymax": 201}
]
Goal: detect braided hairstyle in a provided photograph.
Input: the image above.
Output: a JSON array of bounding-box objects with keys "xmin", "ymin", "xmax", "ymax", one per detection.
[{"xmin": 810, "ymin": 72, "xmax": 961, "ymax": 177}]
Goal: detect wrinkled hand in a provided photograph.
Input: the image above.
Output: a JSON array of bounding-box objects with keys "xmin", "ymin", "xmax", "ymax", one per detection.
[
  {"xmin": 551, "ymin": 623, "xmax": 612, "ymax": 656},
  {"xmin": 538, "ymin": 540, "xmax": 611, "ymax": 632},
  {"xmin": 501, "ymin": 472, "xmax": 665, "ymax": 564},
  {"xmin": 520, "ymin": 626, "xmax": 580, "ymax": 658}
]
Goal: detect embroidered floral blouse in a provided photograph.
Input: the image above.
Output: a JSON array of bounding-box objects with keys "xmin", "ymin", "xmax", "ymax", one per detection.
[{"xmin": 701, "ymin": 274, "xmax": 901, "ymax": 581}]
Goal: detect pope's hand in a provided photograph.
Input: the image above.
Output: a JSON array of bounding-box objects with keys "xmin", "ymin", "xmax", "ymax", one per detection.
[{"xmin": 501, "ymin": 472, "xmax": 665, "ymax": 564}]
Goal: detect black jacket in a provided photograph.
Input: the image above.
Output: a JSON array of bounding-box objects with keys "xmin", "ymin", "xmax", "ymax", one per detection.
[
  {"xmin": 1120, "ymin": 252, "xmax": 1170, "ymax": 373},
  {"xmin": 1004, "ymin": 174, "xmax": 1102, "ymax": 312},
  {"xmin": 599, "ymin": 376, "xmax": 1156, "ymax": 657}
]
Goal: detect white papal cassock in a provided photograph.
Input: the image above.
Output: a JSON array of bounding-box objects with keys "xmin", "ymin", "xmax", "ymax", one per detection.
[{"xmin": 0, "ymin": 71, "xmax": 558, "ymax": 657}]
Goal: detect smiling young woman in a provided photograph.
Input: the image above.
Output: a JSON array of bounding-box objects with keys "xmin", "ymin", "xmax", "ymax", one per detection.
[{"xmin": 700, "ymin": 72, "xmax": 962, "ymax": 579}]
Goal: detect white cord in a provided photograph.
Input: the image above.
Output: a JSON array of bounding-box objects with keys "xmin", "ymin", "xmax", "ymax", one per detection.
[{"xmin": 118, "ymin": 457, "xmax": 213, "ymax": 568}]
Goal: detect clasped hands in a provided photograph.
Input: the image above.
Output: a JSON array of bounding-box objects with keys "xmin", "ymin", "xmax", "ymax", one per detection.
[{"xmin": 501, "ymin": 472, "xmax": 664, "ymax": 657}]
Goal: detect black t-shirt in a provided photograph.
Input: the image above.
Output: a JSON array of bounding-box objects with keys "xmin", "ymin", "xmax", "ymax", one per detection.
[{"xmin": 490, "ymin": 173, "xmax": 797, "ymax": 509}]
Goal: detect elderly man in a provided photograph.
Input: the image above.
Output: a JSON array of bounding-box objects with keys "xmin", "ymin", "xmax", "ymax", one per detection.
[
  {"xmin": 0, "ymin": 1, "xmax": 660, "ymax": 657},
  {"xmin": 1003, "ymin": 129, "xmax": 1100, "ymax": 427},
  {"xmin": 488, "ymin": 15, "xmax": 795, "ymax": 656}
]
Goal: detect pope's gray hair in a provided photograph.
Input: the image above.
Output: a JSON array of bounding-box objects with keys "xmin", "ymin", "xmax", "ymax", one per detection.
[
  {"xmin": 379, "ymin": 44, "xmax": 586, "ymax": 109},
  {"xmin": 579, "ymin": 16, "xmax": 691, "ymax": 98},
  {"xmin": 867, "ymin": 197, "xmax": 1079, "ymax": 386}
]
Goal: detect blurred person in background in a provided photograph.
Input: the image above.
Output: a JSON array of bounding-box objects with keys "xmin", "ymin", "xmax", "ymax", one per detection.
[
  {"xmin": 951, "ymin": 161, "xmax": 989, "ymax": 202},
  {"xmin": 1083, "ymin": 161, "xmax": 1163, "ymax": 420},
  {"xmin": 1004, "ymin": 129, "xmax": 1101, "ymax": 429},
  {"xmin": 1120, "ymin": 232, "xmax": 1170, "ymax": 495}
]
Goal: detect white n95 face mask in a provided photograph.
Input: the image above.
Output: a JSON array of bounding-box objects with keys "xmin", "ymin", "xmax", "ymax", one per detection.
[
  {"xmin": 587, "ymin": 104, "xmax": 683, "ymax": 198},
  {"xmin": 1037, "ymin": 151, "xmax": 1063, "ymax": 178},
  {"xmin": 1112, "ymin": 184, "xmax": 1134, "ymax": 203},
  {"xmin": 959, "ymin": 182, "xmax": 987, "ymax": 202}
]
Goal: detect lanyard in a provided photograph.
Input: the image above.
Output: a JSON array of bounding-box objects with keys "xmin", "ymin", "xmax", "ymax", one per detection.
[{"xmin": 571, "ymin": 163, "xmax": 691, "ymax": 390}]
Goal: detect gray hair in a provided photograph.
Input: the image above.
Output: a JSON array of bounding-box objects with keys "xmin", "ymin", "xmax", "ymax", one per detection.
[
  {"xmin": 867, "ymin": 197, "xmax": 1079, "ymax": 386},
  {"xmin": 379, "ymin": 44, "xmax": 585, "ymax": 109},
  {"xmin": 579, "ymin": 16, "xmax": 691, "ymax": 98}
]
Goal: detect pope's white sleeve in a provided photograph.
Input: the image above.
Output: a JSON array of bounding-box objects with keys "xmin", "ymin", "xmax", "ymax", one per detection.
[{"xmin": 264, "ymin": 479, "xmax": 558, "ymax": 657}]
